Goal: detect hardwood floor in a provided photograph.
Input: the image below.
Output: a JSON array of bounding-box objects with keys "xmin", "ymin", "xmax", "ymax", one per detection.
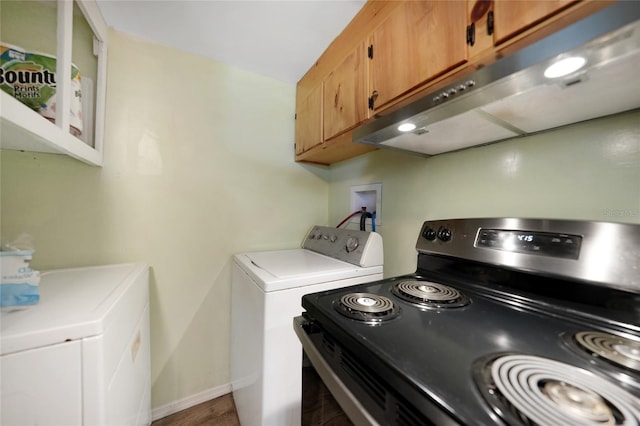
[{"xmin": 152, "ymin": 394, "xmax": 241, "ymax": 426}]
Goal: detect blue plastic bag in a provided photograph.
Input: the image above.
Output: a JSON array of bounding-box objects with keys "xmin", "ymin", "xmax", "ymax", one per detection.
[{"xmin": 1, "ymin": 283, "xmax": 40, "ymax": 306}]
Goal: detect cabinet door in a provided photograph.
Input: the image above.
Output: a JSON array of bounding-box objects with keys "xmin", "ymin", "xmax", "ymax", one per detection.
[
  {"xmin": 369, "ymin": 1, "xmax": 467, "ymax": 110},
  {"xmin": 323, "ymin": 43, "xmax": 367, "ymax": 141},
  {"xmin": 295, "ymin": 83, "xmax": 323, "ymax": 155},
  {"xmin": 493, "ymin": 0, "xmax": 575, "ymax": 44}
]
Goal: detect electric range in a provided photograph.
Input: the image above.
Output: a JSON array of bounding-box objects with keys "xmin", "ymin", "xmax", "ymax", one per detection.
[{"xmin": 294, "ymin": 218, "xmax": 640, "ymax": 426}]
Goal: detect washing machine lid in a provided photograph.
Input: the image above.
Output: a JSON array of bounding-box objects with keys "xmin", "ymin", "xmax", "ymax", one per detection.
[
  {"xmin": 1, "ymin": 263, "xmax": 148, "ymax": 355},
  {"xmin": 234, "ymin": 249, "xmax": 382, "ymax": 292}
]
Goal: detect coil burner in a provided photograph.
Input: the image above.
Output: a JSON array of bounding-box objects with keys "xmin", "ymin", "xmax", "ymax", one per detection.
[
  {"xmin": 336, "ymin": 293, "xmax": 399, "ymax": 324},
  {"xmin": 391, "ymin": 280, "xmax": 470, "ymax": 309},
  {"xmin": 474, "ymin": 354, "xmax": 640, "ymax": 426},
  {"xmin": 575, "ymin": 331, "xmax": 640, "ymax": 374}
]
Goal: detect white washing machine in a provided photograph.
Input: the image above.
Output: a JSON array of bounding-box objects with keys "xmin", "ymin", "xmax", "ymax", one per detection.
[
  {"xmin": 231, "ymin": 225, "xmax": 383, "ymax": 426},
  {"xmin": 1, "ymin": 263, "xmax": 150, "ymax": 426}
]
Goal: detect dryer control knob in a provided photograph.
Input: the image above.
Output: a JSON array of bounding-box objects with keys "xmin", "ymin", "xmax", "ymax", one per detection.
[{"xmin": 346, "ymin": 237, "xmax": 360, "ymax": 252}]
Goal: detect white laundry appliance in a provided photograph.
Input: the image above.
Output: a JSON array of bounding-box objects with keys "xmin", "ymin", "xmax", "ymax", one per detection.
[
  {"xmin": 1, "ymin": 263, "xmax": 150, "ymax": 426},
  {"xmin": 231, "ymin": 225, "xmax": 383, "ymax": 426}
]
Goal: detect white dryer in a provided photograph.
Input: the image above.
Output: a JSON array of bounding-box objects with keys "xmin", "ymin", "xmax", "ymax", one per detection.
[
  {"xmin": 231, "ymin": 226, "xmax": 383, "ymax": 426},
  {"xmin": 1, "ymin": 263, "xmax": 150, "ymax": 426}
]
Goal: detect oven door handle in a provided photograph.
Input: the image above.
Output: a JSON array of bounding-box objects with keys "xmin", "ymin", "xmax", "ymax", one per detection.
[{"xmin": 293, "ymin": 316, "xmax": 380, "ymax": 426}]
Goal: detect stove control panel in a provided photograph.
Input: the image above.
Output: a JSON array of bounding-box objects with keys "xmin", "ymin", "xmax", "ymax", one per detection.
[
  {"xmin": 303, "ymin": 225, "xmax": 383, "ymax": 267},
  {"xmin": 476, "ymin": 229, "xmax": 581, "ymax": 259},
  {"xmin": 415, "ymin": 218, "xmax": 640, "ymax": 292}
]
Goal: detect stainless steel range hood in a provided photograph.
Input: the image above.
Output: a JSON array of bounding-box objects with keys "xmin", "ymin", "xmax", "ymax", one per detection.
[{"xmin": 353, "ymin": 2, "xmax": 640, "ymax": 157}]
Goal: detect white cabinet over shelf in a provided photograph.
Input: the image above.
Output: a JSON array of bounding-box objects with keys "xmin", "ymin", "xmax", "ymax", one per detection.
[{"xmin": 0, "ymin": 0, "xmax": 108, "ymax": 166}]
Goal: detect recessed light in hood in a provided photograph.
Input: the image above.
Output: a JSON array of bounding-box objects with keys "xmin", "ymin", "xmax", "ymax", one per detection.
[
  {"xmin": 398, "ymin": 123, "xmax": 417, "ymax": 132},
  {"xmin": 353, "ymin": 2, "xmax": 640, "ymax": 157},
  {"xmin": 544, "ymin": 56, "xmax": 587, "ymax": 78}
]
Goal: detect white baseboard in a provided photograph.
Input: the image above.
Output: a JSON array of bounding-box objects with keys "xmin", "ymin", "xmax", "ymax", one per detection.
[{"xmin": 151, "ymin": 383, "xmax": 232, "ymax": 421}]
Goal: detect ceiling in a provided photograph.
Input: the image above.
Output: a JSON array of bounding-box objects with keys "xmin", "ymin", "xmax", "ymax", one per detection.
[{"xmin": 95, "ymin": 0, "xmax": 366, "ymax": 86}]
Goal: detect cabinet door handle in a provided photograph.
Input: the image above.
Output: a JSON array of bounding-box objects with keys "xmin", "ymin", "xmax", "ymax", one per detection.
[
  {"xmin": 466, "ymin": 23, "xmax": 476, "ymax": 46},
  {"xmin": 487, "ymin": 11, "xmax": 494, "ymax": 35},
  {"xmin": 368, "ymin": 90, "xmax": 378, "ymax": 110}
]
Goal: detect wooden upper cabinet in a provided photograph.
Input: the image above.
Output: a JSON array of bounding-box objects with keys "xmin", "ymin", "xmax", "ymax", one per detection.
[
  {"xmin": 295, "ymin": 83, "xmax": 322, "ymax": 155},
  {"xmin": 323, "ymin": 43, "xmax": 368, "ymax": 141},
  {"xmin": 294, "ymin": 0, "xmax": 601, "ymax": 165},
  {"xmin": 492, "ymin": 0, "xmax": 576, "ymax": 44},
  {"xmin": 369, "ymin": 1, "xmax": 468, "ymax": 111}
]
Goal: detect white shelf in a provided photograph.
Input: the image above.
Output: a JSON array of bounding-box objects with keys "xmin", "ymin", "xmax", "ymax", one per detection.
[
  {"xmin": 1, "ymin": 92, "xmax": 102, "ymax": 165},
  {"xmin": 0, "ymin": 0, "xmax": 108, "ymax": 167}
]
